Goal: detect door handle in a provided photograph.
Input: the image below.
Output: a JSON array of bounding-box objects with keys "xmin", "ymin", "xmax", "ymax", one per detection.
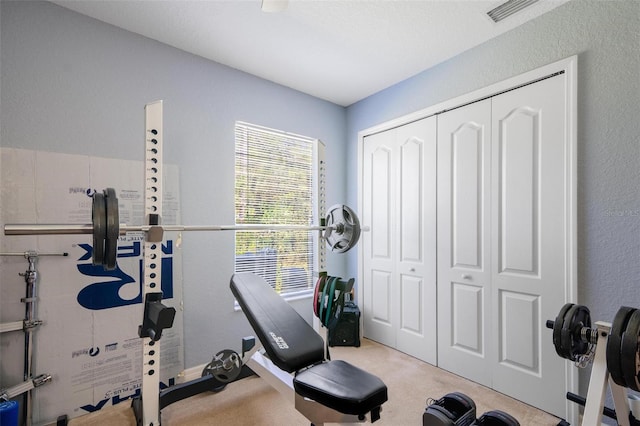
[{"xmin": 461, "ymin": 274, "xmax": 471, "ymax": 280}]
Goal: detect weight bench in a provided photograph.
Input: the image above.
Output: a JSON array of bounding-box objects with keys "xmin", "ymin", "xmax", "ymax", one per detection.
[{"xmin": 230, "ymin": 272, "xmax": 387, "ymax": 425}]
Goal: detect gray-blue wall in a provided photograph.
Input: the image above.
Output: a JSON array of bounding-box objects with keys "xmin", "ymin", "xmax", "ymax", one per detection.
[
  {"xmin": 0, "ymin": 0, "xmax": 348, "ymax": 369},
  {"xmin": 346, "ymin": 0, "xmax": 640, "ymax": 402}
]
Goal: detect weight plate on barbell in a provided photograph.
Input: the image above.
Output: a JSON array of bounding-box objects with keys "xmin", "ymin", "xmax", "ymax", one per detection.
[
  {"xmin": 324, "ymin": 204, "xmax": 361, "ymax": 253},
  {"xmin": 621, "ymin": 308, "xmax": 640, "ymax": 391},
  {"xmin": 92, "ymin": 192, "xmax": 106, "ymax": 266},
  {"xmin": 560, "ymin": 304, "xmax": 591, "ymax": 361},
  {"xmin": 607, "ymin": 306, "xmax": 636, "ymax": 387},
  {"xmin": 103, "ymin": 188, "xmax": 119, "ymax": 270},
  {"xmin": 553, "ymin": 303, "xmax": 574, "ymax": 360}
]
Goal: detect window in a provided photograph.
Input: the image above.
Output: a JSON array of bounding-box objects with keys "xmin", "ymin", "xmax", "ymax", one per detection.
[{"xmin": 234, "ymin": 122, "xmax": 319, "ymax": 299}]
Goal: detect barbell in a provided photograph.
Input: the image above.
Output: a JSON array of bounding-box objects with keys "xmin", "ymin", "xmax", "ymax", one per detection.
[
  {"xmin": 547, "ymin": 303, "xmax": 595, "ymax": 364},
  {"xmin": 547, "ymin": 303, "xmax": 640, "ymax": 391},
  {"xmin": 4, "ymin": 188, "xmax": 364, "ymax": 270}
]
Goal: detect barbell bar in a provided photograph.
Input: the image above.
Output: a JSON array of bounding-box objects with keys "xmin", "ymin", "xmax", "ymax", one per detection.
[
  {"xmin": 3, "ymin": 223, "xmax": 331, "ymax": 234},
  {"xmin": 4, "ymin": 188, "xmax": 365, "ymax": 270}
]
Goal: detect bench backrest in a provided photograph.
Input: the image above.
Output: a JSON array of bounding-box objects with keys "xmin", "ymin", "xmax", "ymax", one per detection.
[{"xmin": 230, "ymin": 272, "xmax": 325, "ymax": 373}]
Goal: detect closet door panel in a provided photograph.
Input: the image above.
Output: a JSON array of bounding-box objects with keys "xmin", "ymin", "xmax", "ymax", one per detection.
[
  {"xmin": 400, "ymin": 274, "xmax": 423, "ymax": 333},
  {"xmin": 452, "ymin": 123, "xmax": 484, "ymax": 269},
  {"xmin": 370, "ymin": 146, "xmax": 393, "ymax": 260},
  {"xmin": 452, "ymin": 282, "xmax": 484, "ymax": 354},
  {"xmin": 362, "ymin": 129, "xmax": 396, "ymax": 347},
  {"xmin": 437, "ymin": 99, "xmax": 492, "ymax": 385},
  {"xmin": 396, "ymin": 117, "xmax": 437, "ymax": 364},
  {"xmin": 499, "ymin": 291, "xmax": 539, "ymax": 370},
  {"xmin": 491, "ymin": 74, "xmax": 568, "ymax": 418},
  {"xmin": 371, "ymin": 270, "xmax": 392, "ymax": 325},
  {"xmin": 400, "ymin": 138, "xmax": 422, "ymax": 262},
  {"xmin": 498, "ymin": 107, "xmax": 539, "ymax": 274}
]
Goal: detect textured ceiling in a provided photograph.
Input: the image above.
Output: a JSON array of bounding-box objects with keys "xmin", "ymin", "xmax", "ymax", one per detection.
[{"xmin": 52, "ymin": 0, "xmax": 570, "ymax": 106}]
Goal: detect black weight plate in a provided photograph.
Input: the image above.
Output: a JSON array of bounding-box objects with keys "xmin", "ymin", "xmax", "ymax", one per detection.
[
  {"xmin": 607, "ymin": 306, "xmax": 636, "ymax": 387},
  {"xmin": 561, "ymin": 304, "xmax": 591, "ymax": 361},
  {"xmin": 92, "ymin": 192, "xmax": 106, "ymax": 266},
  {"xmin": 201, "ymin": 362, "xmax": 228, "ymax": 392},
  {"xmin": 208, "ymin": 349, "xmax": 242, "ymax": 383},
  {"xmin": 103, "ymin": 188, "xmax": 119, "ymax": 270},
  {"xmin": 621, "ymin": 308, "xmax": 640, "ymax": 391},
  {"xmin": 572, "ymin": 305, "xmax": 591, "ymax": 358},
  {"xmin": 553, "ymin": 303, "xmax": 574, "ymax": 359}
]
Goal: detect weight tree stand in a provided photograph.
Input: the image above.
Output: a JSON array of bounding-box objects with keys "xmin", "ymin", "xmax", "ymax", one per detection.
[
  {"xmin": 0, "ymin": 251, "xmax": 64, "ymax": 425},
  {"xmin": 547, "ymin": 304, "xmax": 640, "ymax": 426}
]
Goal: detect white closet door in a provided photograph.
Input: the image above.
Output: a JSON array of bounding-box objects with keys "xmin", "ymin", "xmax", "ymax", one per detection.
[
  {"xmin": 437, "ymin": 99, "xmax": 493, "ymax": 386},
  {"xmin": 362, "ymin": 127, "xmax": 397, "ymax": 348},
  {"xmin": 362, "ymin": 117, "xmax": 437, "ymax": 364},
  {"xmin": 395, "ymin": 118, "xmax": 437, "ymax": 364},
  {"xmin": 490, "ymin": 74, "xmax": 568, "ymax": 417}
]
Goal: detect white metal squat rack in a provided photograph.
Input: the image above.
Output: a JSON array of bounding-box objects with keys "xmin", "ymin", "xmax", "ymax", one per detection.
[{"xmin": 132, "ymin": 100, "xmax": 328, "ymax": 425}]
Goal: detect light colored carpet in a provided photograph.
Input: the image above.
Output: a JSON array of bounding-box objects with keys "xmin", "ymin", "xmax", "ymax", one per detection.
[{"xmin": 68, "ymin": 338, "xmax": 562, "ymax": 425}]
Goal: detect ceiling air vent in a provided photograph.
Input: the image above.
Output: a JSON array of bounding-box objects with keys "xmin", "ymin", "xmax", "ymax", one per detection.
[{"xmin": 487, "ymin": 0, "xmax": 539, "ymax": 23}]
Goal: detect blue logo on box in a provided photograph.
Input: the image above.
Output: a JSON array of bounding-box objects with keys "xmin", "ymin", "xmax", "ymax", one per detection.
[{"xmin": 76, "ymin": 240, "xmax": 174, "ymax": 310}]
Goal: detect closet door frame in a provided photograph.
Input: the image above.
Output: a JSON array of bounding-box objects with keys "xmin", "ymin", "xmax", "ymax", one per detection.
[{"xmin": 357, "ymin": 55, "xmax": 577, "ymax": 423}]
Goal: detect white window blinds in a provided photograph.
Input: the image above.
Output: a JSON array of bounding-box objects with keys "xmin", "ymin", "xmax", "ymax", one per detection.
[{"xmin": 234, "ymin": 122, "xmax": 316, "ymax": 297}]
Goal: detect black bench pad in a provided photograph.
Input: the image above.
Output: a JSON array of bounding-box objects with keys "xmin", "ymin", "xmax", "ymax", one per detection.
[
  {"xmin": 294, "ymin": 360, "xmax": 388, "ymax": 416},
  {"xmin": 230, "ymin": 272, "xmax": 388, "ymax": 417},
  {"xmin": 230, "ymin": 272, "xmax": 325, "ymax": 373}
]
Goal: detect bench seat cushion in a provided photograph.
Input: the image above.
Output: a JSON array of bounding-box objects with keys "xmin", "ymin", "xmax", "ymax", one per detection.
[{"xmin": 294, "ymin": 360, "xmax": 388, "ymax": 416}]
